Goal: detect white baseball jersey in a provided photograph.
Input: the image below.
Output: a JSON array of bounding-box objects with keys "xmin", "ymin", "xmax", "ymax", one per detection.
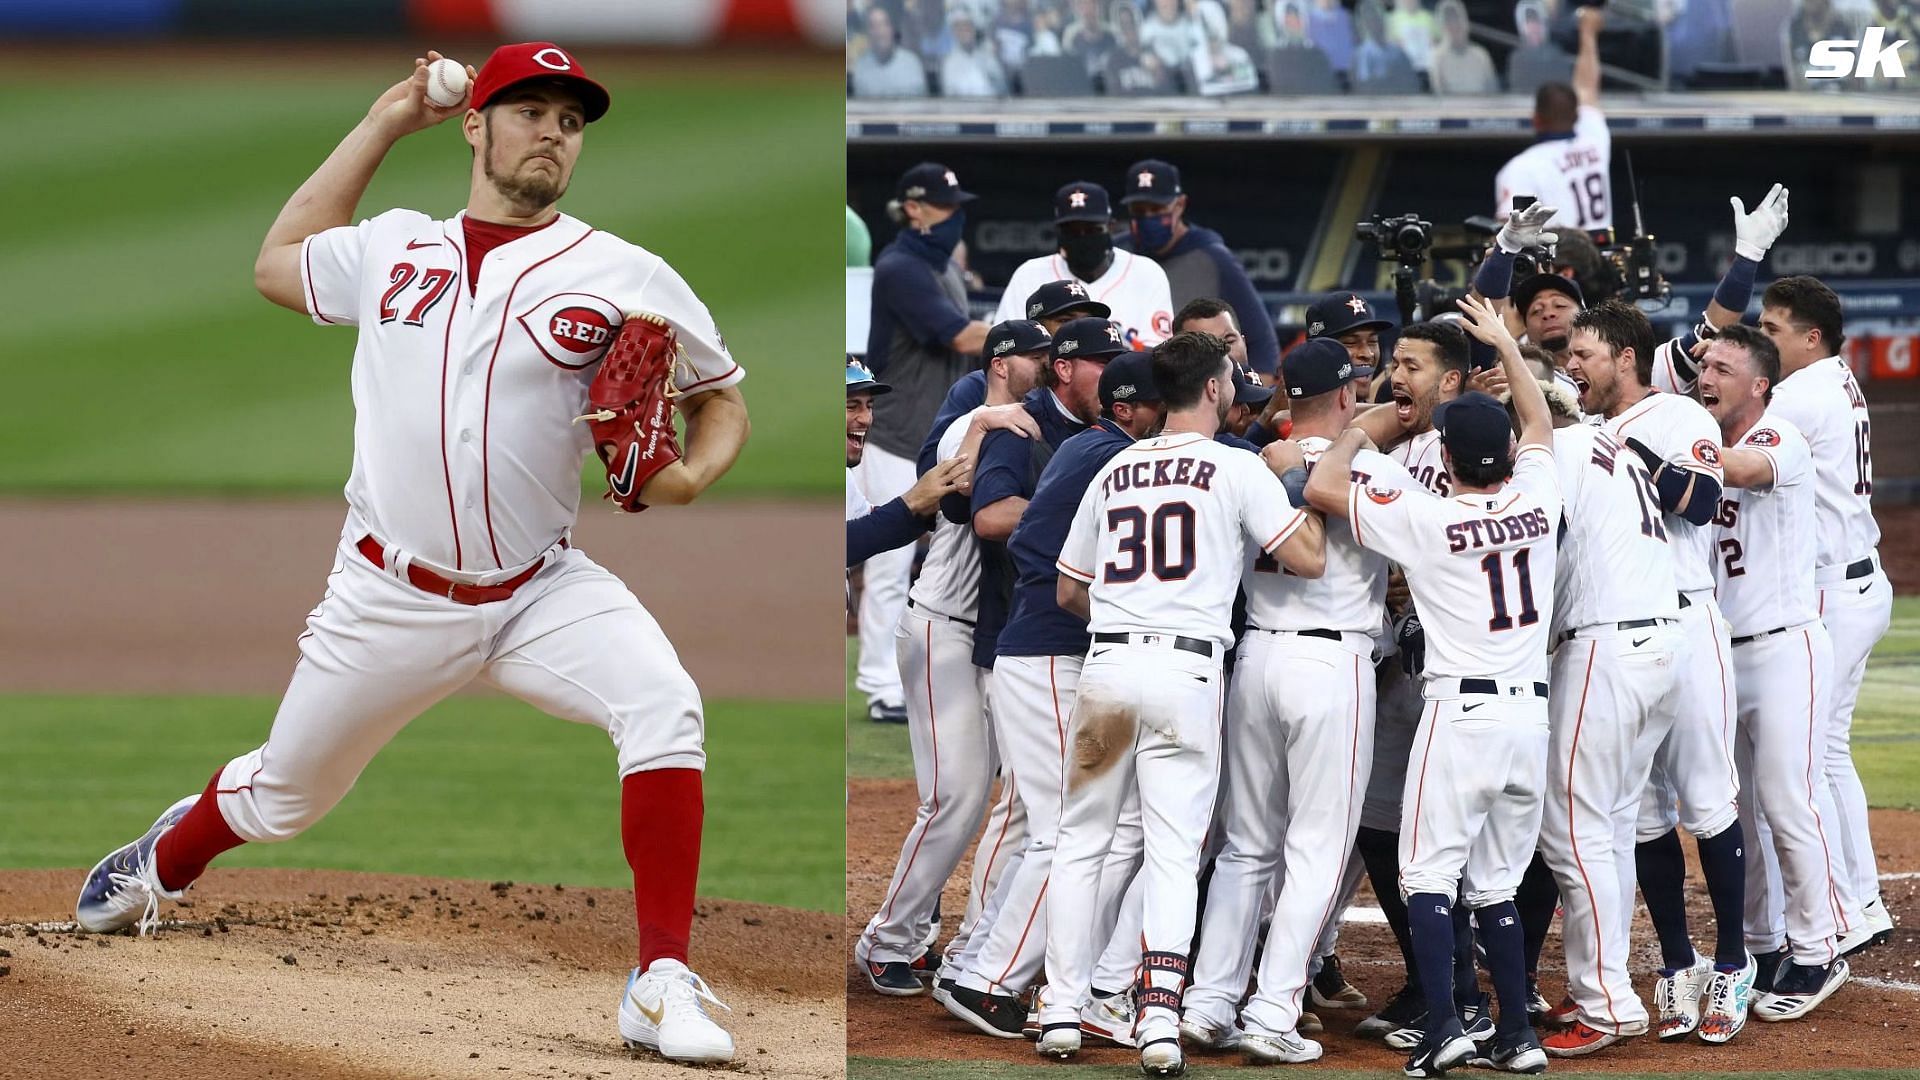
[
  {"xmin": 1770, "ymin": 356, "xmax": 1881, "ymax": 568},
  {"xmin": 1348, "ymin": 444, "xmax": 1562, "ymax": 684},
  {"xmin": 1603, "ymin": 390, "xmax": 1725, "ymax": 594},
  {"xmin": 302, "ymin": 209, "xmax": 742, "ymax": 573},
  {"xmin": 1241, "ymin": 438, "xmax": 1391, "ymax": 634},
  {"xmin": 1711, "ymin": 413, "xmax": 1818, "ymax": 635},
  {"xmin": 1495, "ymin": 105, "xmax": 1613, "ymax": 231},
  {"xmin": 907, "ymin": 405, "xmax": 987, "ymax": 620},
  {"xmin": 1548, "ymin": 424, "xmax": 1679, "ymax": 637},
  {"xmin": 845, "ymin": 469, "xmax": 871, "ymax": 520},
  {"xmin": 1058, "ymin": 432, "xmax": 1306, "ymax": 651},
  {"xmin": 1390, "ymin": 428, "xmax": 1453, "ymax": 496},
  {"xmin": 994, "ymin": 249, "xmax": 1173, "ymax": 353}
]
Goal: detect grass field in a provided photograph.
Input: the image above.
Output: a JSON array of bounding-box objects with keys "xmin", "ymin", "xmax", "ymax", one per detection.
[
  {"xmin": 849, "ymin": 597, "xmax": 1920, "ymax": 807},
  {"xmin": 0, "ymin": 694, "xmax": 844, "ymax": 913},
  {"xmin": 0, "ymin": 61, "xmax": 840, "ymax": 498}
]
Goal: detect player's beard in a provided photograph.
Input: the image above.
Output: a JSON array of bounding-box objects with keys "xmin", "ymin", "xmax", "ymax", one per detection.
[
  {"xmin": 1540, "ymin": 331, "xmax": 1570, "ymax": 354},
  {"xmin": 484, "ymin": 126, "xmax": 569, "ymax": 211}
]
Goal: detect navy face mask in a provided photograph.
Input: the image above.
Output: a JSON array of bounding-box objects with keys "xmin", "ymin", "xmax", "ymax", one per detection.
[
  {"xmin": 923, "ymin": 210, "xmax": 966, "ymax": 255},
  {"xmin": 1131, "ymin": 211, "xmax": 1175, "ymax": 253}
]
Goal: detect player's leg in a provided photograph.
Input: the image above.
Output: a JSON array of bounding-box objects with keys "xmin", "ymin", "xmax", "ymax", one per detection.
[
  {"xmin": 1035, "ymin": 655, "xmax": 1140, "ymax": 1050},
  {"xmin": 860, "ymin": 612, "xmax": 993, "ymax": 970},
  {"xmin": 1091, "ymin": 862, "xmax": 1145, "ymax": 997},
  {"xmin": 1355, "ymin": 662, "xmax": 1423, "ymax": 1034},
  {"xmin": 1184, "ymin": 632, "xmax": 1287, "ymax": 1034},
  {"xmin": 1132, "ymin": 645, "xmax": 1226, "ymax": 1058},
  {"xmin": 1465, "ymin": 707, "xmax": 1550, "ymax": 1043},
  {"xmin": 1399, "ymin": 698, "xmax": 1487, "ymax": 1042},
  {"xmin": 1091, "ymin": 785, "xmax": 1145, "ymax": 952},
  {"xmin": 945, "ymin": 762, "xmax": 1025, "ymax": 972},
  {"xmin": 854, "ymin": 445, "xmax": 918, "ymax": 717},
  {"xmin": 1240, "ymin": 640, "xmax": 1374, "ymax": 1043},
  {"xmin": 953, "ymin": 653, "xmax": 1077, "ymax": 1000},
  {"xmin": 143, "ymin": 547, "xmax": 484, "ymax": 900},
  {"xmin": 1817, "ymin": 571, "xmax": 1892, "ymax": 933}
]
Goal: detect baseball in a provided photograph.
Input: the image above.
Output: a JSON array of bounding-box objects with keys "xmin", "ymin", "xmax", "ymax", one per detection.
[{"xmin": 424, "ymin": 57, "xmax": 468, "ymax": 108}]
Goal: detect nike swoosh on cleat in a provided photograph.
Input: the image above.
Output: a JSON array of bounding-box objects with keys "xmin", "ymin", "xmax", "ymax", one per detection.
[{"xmin": 637, "ymin": 999, "xmax": 665, "ymax": 1024}]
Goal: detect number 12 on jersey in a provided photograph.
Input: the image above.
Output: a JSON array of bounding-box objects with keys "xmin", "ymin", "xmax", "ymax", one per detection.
[{"xmin": 1479, "ymin": 549, "xmax": 1539, "ymax": 631}]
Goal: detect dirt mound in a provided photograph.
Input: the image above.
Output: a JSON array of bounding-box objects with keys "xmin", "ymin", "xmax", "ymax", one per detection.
[
  {"xmin": 0, "ymin": 869, "xmax": 843, "ymax": 1080},
  {"xmin": 848, "ymin": 779, "xmax": 1920, "ymax": 1071}
]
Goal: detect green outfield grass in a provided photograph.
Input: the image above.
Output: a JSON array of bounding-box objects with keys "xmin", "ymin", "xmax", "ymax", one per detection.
[
  {"xmin": 849, "ymin": 596, "xmax": 1920, "ymax": 796},
  {"xmin": 850, "ymin": 1061, "xmax": 1920, "ymax": 1080},
  {"xmin": 0, "ymin": 694, "xmax": 843, "ymax": 913},
  {"xmin": 0, "ymin": 66, "xmax": 838, "ymax": 498}
]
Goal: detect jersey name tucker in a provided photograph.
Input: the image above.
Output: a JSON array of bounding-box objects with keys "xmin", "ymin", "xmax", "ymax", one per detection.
[{"xmin": 1101, "ymin": 456, "xmax": 1217, "ymax": 497}]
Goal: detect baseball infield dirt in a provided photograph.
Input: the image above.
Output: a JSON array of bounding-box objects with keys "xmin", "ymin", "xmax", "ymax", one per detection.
[
  {"xmin": 848, "ymin": 779, "xmax": 1920, "ymax": 1071},
  {"xmin": 0, "ymin": 497, "xmax": 842, "ymax": 1078}
]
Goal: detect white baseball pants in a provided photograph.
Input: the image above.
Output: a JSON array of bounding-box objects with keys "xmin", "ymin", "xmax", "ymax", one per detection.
[
  {"xmin": 1541, "ymin": 625, "xmax": 1681, "ymax": 1037},
  {"xmin": 1636, "ymin": 592, "xmax": 1740, "ymax": 844},
  {"xmin": 1399, "ymin": 687, "xmax": 1549, "ymax": 907},
  {"xmin": 1193, "ymin": 630, "xmax": 1375, "ymax": 1038},
  {"xmin": 854, "ymin": 444, "xmax": 916, "ymax": 708},
  {"xmin": 214, "ymin": 536, "xmax": 703, "ymax": 845},
  {"xmin": 943, "ymin": 764, "xmax": 1026, "ymax": 968},
  {"xmin": 860, "ymin": 609, "xmax": 998, "ymax": 963},
  {"xmin": 1817, "ymin": 559, "xmax": 1893, "ymax": 912},
  {"xmin": 1037, "ymin": 639, "xmax": 1224, "ymax": 1046}
]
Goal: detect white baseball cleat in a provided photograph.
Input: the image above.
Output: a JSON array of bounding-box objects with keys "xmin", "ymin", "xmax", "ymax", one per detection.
[
  {"xmin": 1177, "ymin": 1015, "xmax": 1241, "ymax": 1051},
  {"xmin": 1698, "ymin": 953, "xmax": 1757, "ymax": 1044},
  {"xmin": 1654, "ymin": 953, "xmax": 1711, "ymax": 1040},
  {"xmin": 618, "ymin": 959, "xmax": 735, "ymax": 1062},
  {"xmin": 74, "ymin": 795, "xmax": 199, "ymax": 935},
  {"xmin": 1081, "ymin": 993, "xmax": 1138, "ymax": 1047},
  {"xmin": 1240, "ymin": 1028, "xmax": 1324, "ymax": 1064},
  {"xmin": 1139, "ymin": 1036, "xmax": 1186, "ymax": 1077},
  {"xmin": 1037, "ymin": 1023, "xmax": 1082, "ymax": 1059},
  {"xmin": 1752, "ymin": 957, "xmax": 1849, "ymax": 1022}
]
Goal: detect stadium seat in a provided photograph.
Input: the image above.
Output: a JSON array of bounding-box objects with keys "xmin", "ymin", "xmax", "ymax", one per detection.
[
  {"xmin": 1507, "ymin": 48, "xmax": 1574, "ymax": 94},
  {"xmin": 1728, "ymin": 0, "xmax": 1794, "ymax": 73},
  {"xmin": 1265, "ymin": 45, "xmax": 1338, "ymax": 95},
  {"xmin": 1351, "ymin": 58, "xmax": 1423, "ymax": 95},
  {"xmin": 1020, "ymin": 55, "xmax": 1097, "ymax": 97}
]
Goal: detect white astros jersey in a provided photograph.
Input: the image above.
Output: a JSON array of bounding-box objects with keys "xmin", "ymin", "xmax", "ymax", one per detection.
[
  {"xmin": 1058, "ymin": 432, "xmax": 1305, "ymax": 651},
  {"xmin": 1495, "ymin": 105, "xmax": 1613, "ymax": 232},
  {"xmin": 1770, "ymin": 356, "xmax": 1881, "ymax": 567},
  {"xmin": 1348, "ymin": 444, "xmax": 1562, "ymax": 684},
  {"xmin": 1602, "ymin": 391, "xmax": 1724, "ymax": 593},
  {"xmin": 846, "ymin": 469, "xmax": 872, "ymax": 521},
  {"xmin": 907, "ymin": 405, "xmax": 988, "ymax": 620},
  {"xmin": 1711, "ymin": 414, "xmax": 1819, "ymax": 635},
  {"xmin": 1242, "ymin": 438, "xmax": 1392, "ymax": 634},
  {"xmin": 302, "ymin": 208, "xmax": 742, "ymax": 573},
  {"xmin": 1391, "ymin": 428, "xmax": 1453, "ymax": 496},
  {"xmin": 994, "ymin": 249, "xmax": 1173, "ymax": 352},
  {"xmin": 1549, "ymin": 424, "xmax": 1679, "ymax": 638}
]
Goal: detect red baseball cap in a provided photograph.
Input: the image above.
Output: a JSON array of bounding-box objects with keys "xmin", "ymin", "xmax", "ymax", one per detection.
[{"xmin": 470, "ymin": 42, "xmax": 611, "ymax": 123}]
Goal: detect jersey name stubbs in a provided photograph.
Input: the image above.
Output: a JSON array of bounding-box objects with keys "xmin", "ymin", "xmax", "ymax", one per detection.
[{"xmin": 1445, "ymin": 508, "xmax": 1553, "ymax": 553}]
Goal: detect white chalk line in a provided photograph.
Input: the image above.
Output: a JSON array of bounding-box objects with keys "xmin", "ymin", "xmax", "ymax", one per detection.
[
  {"xmin": 1855, "ymin": 976, "xmax": 1920, "ymax": 995},
  {"xmin": 1879, "ymin": 871, "xmax": 1920, "ymax": 881}
]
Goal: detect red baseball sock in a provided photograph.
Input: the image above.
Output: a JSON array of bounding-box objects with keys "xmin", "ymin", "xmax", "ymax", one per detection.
[
  {"xmin": 152, "ymin": 768, "xmax": 246, "ymax": 893},
  {"xmin": 621, "ymin": 768, "xmax": 704, "ymax": 968}
]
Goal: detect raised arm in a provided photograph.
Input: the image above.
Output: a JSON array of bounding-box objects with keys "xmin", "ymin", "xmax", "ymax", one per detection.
[
  {"xmin": 253, "ymin": 51, "xmax": 475, "ymax": 312},
  {"xmin": 1573, "ymin": 6, "xmax": 1603, "ymax": 108},
  {"xmin": 1457, "ymin": 294, "xmax": 1550, "ymax": 449}
]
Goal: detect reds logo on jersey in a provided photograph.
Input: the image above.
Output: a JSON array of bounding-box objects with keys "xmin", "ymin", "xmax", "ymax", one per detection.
[
  {"xmin": 516, "ymin": 292, "xmax": 622, "ymax": 369},
  {"xmin": 1745, "ymin": 428, "xmax": 1782, "ymax": 447},
  {"xmin": 1692, "ymin": 439, "xmax": 1722, "ymax": 467}
]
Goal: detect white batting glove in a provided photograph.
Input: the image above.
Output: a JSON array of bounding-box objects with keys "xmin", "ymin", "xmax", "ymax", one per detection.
[
  {"xmin": 1732, "ymin": 183, "xmax": 1789, "ymax": 261},
  {"xmin": 1497, "ymin": 202, "xmax": 1560, "ymax": 254}
]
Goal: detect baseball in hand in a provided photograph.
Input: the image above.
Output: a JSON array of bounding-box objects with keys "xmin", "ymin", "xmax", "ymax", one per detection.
[{"xmin": 425, "ymin": 58, "xmax": 469, "ymax": 108}]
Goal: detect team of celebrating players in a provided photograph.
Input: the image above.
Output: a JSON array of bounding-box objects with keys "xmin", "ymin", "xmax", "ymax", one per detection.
[{"xmin": 846, "ymin": 164, "xmax": 1894, "ymax": 1077}]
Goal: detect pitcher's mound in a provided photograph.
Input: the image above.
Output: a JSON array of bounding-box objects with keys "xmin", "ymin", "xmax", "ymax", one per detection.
[{"xmin": 0, "ymin": 868, "xmax": 843, "ymax": 1080}]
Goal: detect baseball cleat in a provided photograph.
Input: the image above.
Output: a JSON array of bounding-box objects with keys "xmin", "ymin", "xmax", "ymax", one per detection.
[
  {"xmin": 618, "ymin": 959, "xmax": 734, "ymax": 1063},
  {"xmin": 1139, "ymin": 1036, "xmax": 1186, "ymax": 1077},
  {"xmin": 1081, "ymin": 993, "xmax": 1137, "ymax": 1047},
  {"xmin": 1542, "ymin": 1020, "xmax": 1627, "ymax": 1057},
  {"xmin": 1525, "ymin": 978, "xmax": 1551, "ymax": 1025},
  {"xmin": 1752, "ymin": 957, "xmax": 1849, "ymax": 1022},
  {"xmin": 1402, "ymin": 1020, "xmax": 1475, "ymax": 1077},
  {"xmin": 863, "ymin": 959, "xmax": 926, "ymax": 997},
  {"xmin": 1462, "ymin": 993, "xmax": 1495, "ymax": 1043},
  {"xmin": 1309, "ymin": 953, "xmax": 1369, "ymax": 1009},
  {"xmin": 1177, "ymin": 1015, "xmax": 1240, "ymax": 1051},
  {"xmin": 1356, "ymin": 983, "xmax": 1425, "ymax": 1039},
  {"xmin": 908, "ymin": 949, "xmax": 941, "ymax": 981},
  {"xmin": 1469, "ymin": 1028, "xmax": 1549, "ymax": 1074},
  {"xmin": 1752, "ymin": 946, "xmax": 1791, "ymax": 994},
  {"xmin": 942, "ymin": 983, "xmax": 1028, "ymax": 1039},
  {"xmin": 931, "ymin": 977, "xmax": 959, "ymax": 1009},
  {"xmin": 1023, "ymin": 985, "xmax": 1049, "ymax": 1040},
  {"xmin": 1862, "ymin": 895, "xmax": 1895, "ymax": 947},
  {"xmin": 1654, "ymin": 954, "xmax": 1711, "ymax": 1040},
  {"xmin": 868, "ymin": 700, "xmax": 908, "ymax": 725},
  {"xmin": 1298, "ymin": 1009, "xmax": 1324, "ymax": 1034},
  {"xmin": 1037, "ymin": 1023, "xmax": 1082, "ymax": 1060},
  {"xmin": 1836, "ymin": 920, "xmax": 1875, "ymax": 958},
  {"xmin": 1698, "ymin": 953, "xmax": 1757, "ymax": 1044},
  {"xmin": 1240, "ymin": 1027, "xmax": 1323, "ymax": 1064},
  {"xmin": 1543, "ymin": 994, "xmax": 1580, "ymax": 1027},
  {"xmin": 75, "ymin": 794, "xmax": 199, "ymax": 935}
]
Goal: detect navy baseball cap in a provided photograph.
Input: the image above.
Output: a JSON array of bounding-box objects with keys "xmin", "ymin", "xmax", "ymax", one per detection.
[
  {"xmin": 1054, "ymin": 181, "xmax": 1112, "ymax": 224},
  {"xmin": 1307, "ymin": 293, "xmax": 1394, "ymax": 338},
  {"xmin": 1025, "ymin": 278, "xmax": 1112, "ymax": 321},
  {"xmin": 1233, "ymin": 365, "xmax": 1275, "ymax": 407},
  {"xmin": 847, "ymin": 356, "xmax": 890, "ymax": 396},
  {"xmin": 1099, "ymin": 351, "xmax": 1162, "ymax": 410},
  {"xmin": 1513, "ymin": 272, "xmax": 1585, "ymax": 313},
  {"xmin": 1281, "ymin": 338, "xmax": 1355, "ymax": 399},
  {"xmin": 1051, "ymin": 316, "xmax": 1129, "ymax": 362},
  {"xmin": 896, "ymin": 162, "xmax": 977, "ymax": 205},
  {"xmin": 1120, "ymin": 159, "xmax": 1182, "ymax": 206},
  {"xmin": 1434, "ymin": 392, "xmax": 1516, "ymax": 467},
  {"xmin": 985, "ymin": 319, "xmax": 1052, "ymax": 360}
]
